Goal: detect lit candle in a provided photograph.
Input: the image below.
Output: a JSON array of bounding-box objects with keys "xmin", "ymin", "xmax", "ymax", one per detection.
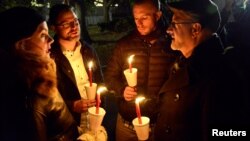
[
  {"xmin": 96, "ymin": 86, "xmax": 107, "ymax": 114},
  {"xmin": 128, "ymin": 55, "xmax": 135, "ymax": 73},
  {"xmin": 88, "ymin": 61, "xmax": 93, "ymax": 87},
  {"xmin": 135, "ymin": 97, "xmax": 145, "ymax": 124}
]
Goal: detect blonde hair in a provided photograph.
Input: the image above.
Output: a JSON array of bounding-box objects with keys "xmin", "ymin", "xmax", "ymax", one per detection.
[{"xmin": 15, "ymin": 39, "xmax": 58, "ymax": 97}]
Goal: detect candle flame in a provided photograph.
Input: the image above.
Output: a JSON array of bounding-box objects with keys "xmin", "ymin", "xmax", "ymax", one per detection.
[
  {"xmin": 97, "ymin": 86, "xmax": 107, "ymax": 95},
  {"xmin": 135, "ymin": 97, "xmax": 145, "ymax": 104},
  {"xmin": 88, "ymin": 61, "xmax": 93, "ymax": 69},
  {"xmin": 128, "ymin": 55, "xmax": 135, "ymax": 64}
]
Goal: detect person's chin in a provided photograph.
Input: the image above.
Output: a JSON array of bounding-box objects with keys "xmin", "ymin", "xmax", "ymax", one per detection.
[
  {"xmin": 71, "ymin": 35, "xmax": 80, "ymax": 40},
  {"xmin": 170, "ymin": 43, "xmax": 178, "ymax": 51},
  {"xmin": 138, "ymin": 30, "xmax": 149, "ymax": 35}
]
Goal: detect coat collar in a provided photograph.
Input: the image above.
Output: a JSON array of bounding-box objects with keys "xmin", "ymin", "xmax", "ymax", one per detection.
[
  {"xmin": 133, "ymin": 27, "xmax": 166, "ymax": 43},
  {"xmin": 159, "ymin": 34, "xmax": 224, "ymax": 94},
  {"xmin": 51, "ymin": 40, "xmax": 77, "ymax": 86}
]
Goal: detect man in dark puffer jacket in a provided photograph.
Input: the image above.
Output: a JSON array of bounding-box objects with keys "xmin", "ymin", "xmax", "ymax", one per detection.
[{"xmin": 104, "ymin": 0, "xmax": 180, "ymax": 140}]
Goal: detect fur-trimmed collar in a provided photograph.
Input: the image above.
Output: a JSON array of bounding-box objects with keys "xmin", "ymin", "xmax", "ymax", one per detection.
[{"xmin": 15, "ymin": 51, "xmax": 58, "ymax": 97}]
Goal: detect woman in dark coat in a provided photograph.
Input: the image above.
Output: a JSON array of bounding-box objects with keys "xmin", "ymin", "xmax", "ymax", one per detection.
[{"xmin": 0, "ymin": 7, "xmax": 79, "ymax": 141}]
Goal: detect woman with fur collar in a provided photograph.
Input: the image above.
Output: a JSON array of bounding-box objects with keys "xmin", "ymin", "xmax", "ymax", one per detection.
[{"xmin": 0, "ymin": 7, "xmax": 79, "ymax": 141}]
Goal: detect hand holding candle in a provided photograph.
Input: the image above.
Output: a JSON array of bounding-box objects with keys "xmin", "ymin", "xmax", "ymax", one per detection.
[
  {"xmin": 135, "ymin": 97, "xmax": 145, "ymax": 124},
  {"xmin": 128, "ymin": 55, "xmax": 135, "ymax": 73},
  {"xmin": 88, "ymin": 61, "xmax": 93, "ymax": 87},
  {"xmin": 96, "ymin": 86, "xmax": 107, "ymax": 114}
]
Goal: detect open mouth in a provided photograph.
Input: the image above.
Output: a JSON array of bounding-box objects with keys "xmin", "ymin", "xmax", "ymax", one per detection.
[
  {"xmin": 46, "ymin": 48, "xmax": 51, "ymax": 54},
  {"xmin": 70, "ymin": 32, "xmax": 79, "ymax": 37},
  {"xmin": 169, "ymin": 36, "xmax": 175, "ymax": 41},
  {"xmin": 71, "ymin": 31, "xmax": 78, "ymax": 34},
  {"xmin": 167, "ymin": 32, "xmax": 174, "ymax": 40}
]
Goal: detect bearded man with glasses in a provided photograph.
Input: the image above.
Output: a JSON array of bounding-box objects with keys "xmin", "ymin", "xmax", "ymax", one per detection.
[
  {"xmin": 154, "ymin": 0, "xmax": 249, "ymax": 141},
  {"xmin": 48, "ymin": 4, "xmax": 104, "ymax": 135}
]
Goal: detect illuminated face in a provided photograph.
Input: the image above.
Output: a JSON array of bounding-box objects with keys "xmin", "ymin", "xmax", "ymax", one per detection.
[
  {"xmin": 167, "ymin": 9, "xmax": 198, "ymax": 57},
  {"xmin": 22, "ymin": 21, "xmax": 54, "ymax": 58},
  {"xmin": 133, "ymin": 3, "xmax": 161, "ymax": 35},
  {"xmin": 54, "ymin": 10, "xmax": 80, "ymax": 42}
]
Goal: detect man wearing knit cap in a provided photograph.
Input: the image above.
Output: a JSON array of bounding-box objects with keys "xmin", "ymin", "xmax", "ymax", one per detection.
[{"xmin": 154, "ymin": 0, "xmax": 249, "ymax": 140}]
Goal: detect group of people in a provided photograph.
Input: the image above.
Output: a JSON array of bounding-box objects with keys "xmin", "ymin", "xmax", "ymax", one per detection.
[{"xmin": 0, "ymin": 0, "xmax": 249, "ymax": 141}]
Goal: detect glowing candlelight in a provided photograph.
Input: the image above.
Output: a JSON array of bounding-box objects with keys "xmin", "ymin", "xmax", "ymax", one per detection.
[
  {"xmin": 96, "ymin": 86, "xmax": 107, "ymax": 114},
  {"xmin": 128, "ymin": 55, "xmax": 135, "ymax": 73},
  {"xmin": 88, "ymin": 61, "xmax": 93, "ymax": 87},
  {"xmin": 135, "ymin": 97, "xmax": 145, "ymax": 124}
]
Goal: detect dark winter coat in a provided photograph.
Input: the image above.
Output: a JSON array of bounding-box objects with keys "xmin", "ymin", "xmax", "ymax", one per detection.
[
  {"xmin": 104, "ymin": 29, "xmax": 179, "ymax": 123},
  {"xmin": 0, "ymin": 48, "xmax": 79, "ymax": 141},
  {"xmin": 154, "ymin": 34, "xmax": 249, "ymax": 141}
]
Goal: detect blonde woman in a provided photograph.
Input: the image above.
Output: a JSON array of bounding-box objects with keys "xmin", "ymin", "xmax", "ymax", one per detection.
[{"xmin": 0, "ymin": 7, "xmax": 79, "ymax": 141}]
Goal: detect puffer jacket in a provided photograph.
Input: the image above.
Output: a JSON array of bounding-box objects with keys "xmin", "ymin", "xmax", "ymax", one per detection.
[{"xmin": 105, "ymin": 29, "xmax": 179, "ymax": 123}]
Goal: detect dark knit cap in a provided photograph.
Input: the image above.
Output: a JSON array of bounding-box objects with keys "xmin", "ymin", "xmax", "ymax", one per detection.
[
  {"xmin": 0, "ymin": 7, "xmax": 45, "ymax": 50},
  {"xmin": 166, "ymin": 0, "xmax": 221, "ymax": 32}
]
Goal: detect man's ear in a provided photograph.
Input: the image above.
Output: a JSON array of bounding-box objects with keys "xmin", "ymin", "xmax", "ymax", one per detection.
[
  {"xmin": 156, "ymin": 11, "xmax": 162, "ymax": 21},
  {"xmin": 192, "ymin": 23, "xmax": 202, "ymax": 38},
  {"xmin": 15, "ymin": 39, "xmax": 26, "ymax": 51}
]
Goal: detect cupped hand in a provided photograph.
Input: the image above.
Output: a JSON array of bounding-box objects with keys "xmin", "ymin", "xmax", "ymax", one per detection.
[
  {"xmin": 73, "ymin": 99, "xmax": 96, "ymax": 113},
  {"xmin": 123, "ymin": 86, "xmax": 137, "ymax": 101}
]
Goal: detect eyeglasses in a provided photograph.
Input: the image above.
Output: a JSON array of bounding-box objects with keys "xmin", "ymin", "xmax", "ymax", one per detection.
[
  {"xmin": 56, "ymin": 18, "xmax": 79, "ymax": 28},
  {"xmin": 169, "ymin": 21, "xmax": 198, "ymax": 28}
]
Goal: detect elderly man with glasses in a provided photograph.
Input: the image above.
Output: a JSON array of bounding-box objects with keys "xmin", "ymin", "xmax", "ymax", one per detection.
[
  {"xmin": 154, "ymin": 0, "xmax": 249, "ymax": 141},
  {"xmin": 48, "ymin": 4, "xmax": 103, "ymax": 134}
]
